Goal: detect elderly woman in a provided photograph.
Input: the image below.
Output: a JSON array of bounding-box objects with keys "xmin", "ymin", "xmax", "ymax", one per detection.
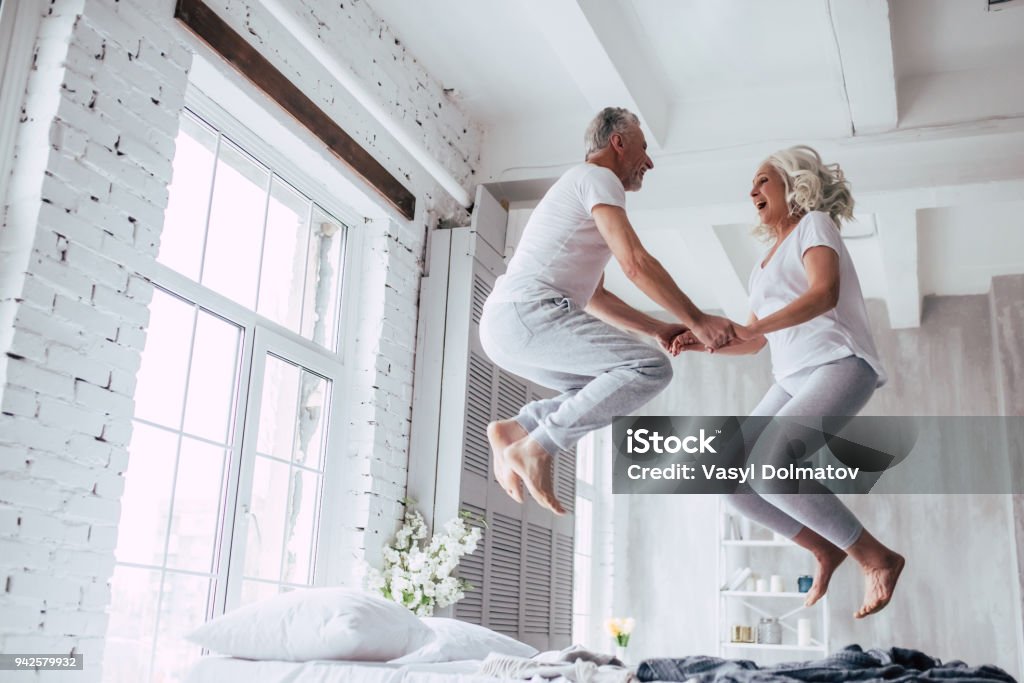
[{"xmin": 675, "ymin": 146, "xmax": 904, "ymax": 618}]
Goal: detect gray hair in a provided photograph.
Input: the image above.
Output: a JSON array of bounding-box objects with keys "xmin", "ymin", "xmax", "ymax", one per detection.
[
  {"xmin": 756, "ymin": 145, "xmax": 855, "ymax": 238},
  {"xmin": 584, "ymin": 107, "xmax": 640, "ymax": 158}
]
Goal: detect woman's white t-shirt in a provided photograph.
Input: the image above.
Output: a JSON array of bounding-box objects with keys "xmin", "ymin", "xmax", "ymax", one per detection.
[{"xmin": 748, "ymin": 211, "xmax": 887, "ymax": 387}]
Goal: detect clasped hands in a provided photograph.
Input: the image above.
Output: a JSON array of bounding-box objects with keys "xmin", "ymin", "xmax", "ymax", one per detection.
[{"xmin": 654, "ymin": 316, "xmax": 755, "ymax": 357}]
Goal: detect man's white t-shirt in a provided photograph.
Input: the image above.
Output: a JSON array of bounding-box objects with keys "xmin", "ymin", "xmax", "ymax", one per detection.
[
  {"xmin": 748, "ymin": 211, "xmax": 887, "ymax": 387},
  {"xmin": 490, "ymin": 163, "xmax": 626, "ymax": 307}
]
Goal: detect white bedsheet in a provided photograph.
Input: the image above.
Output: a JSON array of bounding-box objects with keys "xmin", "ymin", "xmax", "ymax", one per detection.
[{"xmin": 184, "ymin": 657, "xmax": 542, "ymax": 683}]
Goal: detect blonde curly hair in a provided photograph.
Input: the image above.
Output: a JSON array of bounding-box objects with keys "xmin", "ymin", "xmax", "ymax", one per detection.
[{"xmin": 755, "ymin": 146, "xmax": 854, "ymax": 239}]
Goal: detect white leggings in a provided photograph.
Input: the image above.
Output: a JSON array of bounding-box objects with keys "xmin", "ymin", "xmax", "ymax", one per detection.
[{"xmin": 726, "ymin": 355, "xmax": 877, "ymax": 550}]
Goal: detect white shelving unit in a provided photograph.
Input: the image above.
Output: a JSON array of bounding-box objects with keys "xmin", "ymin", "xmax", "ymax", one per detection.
[{"xmin": 715, "ymin": 498, "xmax": 829, "ymax": 661}]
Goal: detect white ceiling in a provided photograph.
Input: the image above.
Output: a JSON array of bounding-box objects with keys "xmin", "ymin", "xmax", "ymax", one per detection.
[
  {"xmin": 363, "ymin": 0, "xmax": 1024, "ymax": 326},
  {"xmin": 892, "ymin": 0, "xmax": 1024, "ymax": 78},
  {"xmin": 363, "ymin": 0, "xmax": 592, "ymax": 125},
  {"xmin": 629, "ymin": 0, "xmax": 840, "ymax": 99}
]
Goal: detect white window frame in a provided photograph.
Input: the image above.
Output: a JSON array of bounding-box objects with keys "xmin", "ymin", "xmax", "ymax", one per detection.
[
  {"xmin": 0, "ymin": 0, "xmax": 42, "ymax": 212},
  {"xmin": 121, "ymin": 93, "xmax": 368, "ymax": 618},
  {"xmin": 573, "ymin": 431, "xmax": 598, "ymax": 644},
  {"xmin": 223, "ymin": 324, "xmax": 349, "ymax": 610},
  {"xmin": 573, "ymin": 426, "xmax": 616, "ymax": 650}
]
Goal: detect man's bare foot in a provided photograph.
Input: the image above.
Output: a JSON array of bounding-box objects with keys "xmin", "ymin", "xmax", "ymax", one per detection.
[
  {"xmin": 487, "ymin": 420, "xmax": 527, "ymax": 503},
  {"xmin": 805, "ymin": 544, "xmax": 846, "ymax": 607},
  {"xmin": 504, "ymin": 436, "xmax": 566, "ymax": 515},
  {"xmin": 854, "ymin": 552, "xmax": 905, "ymax": 618}
]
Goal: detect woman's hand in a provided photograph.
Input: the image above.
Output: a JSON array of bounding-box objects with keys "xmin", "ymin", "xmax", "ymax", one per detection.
[
  {"xmin": 669, "ymin": 330, "xmax": 707, "ymax": 355},
  {"xmin": 653, "ymin": 323, "xmax": 690, "ymax": 356},
  {"xmin": 733, "ymin": 322, "xmax": 759, "ymax": 341}
]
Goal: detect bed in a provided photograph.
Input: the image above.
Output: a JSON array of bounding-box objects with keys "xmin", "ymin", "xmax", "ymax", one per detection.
[
  {"xmin": 184, "ymin": 656, "xmax": 591, "ymax": 683},
  {"xmin": 182, "ymin": 590, "xmax": 1015, "ymax": 683},
  {"xmin": 186, "ymin": 646, "xmax": 1018, "ymax": 683},
  {"xmin": 184, "ymin": 659, "xmax": 503, "ymax": 679}
]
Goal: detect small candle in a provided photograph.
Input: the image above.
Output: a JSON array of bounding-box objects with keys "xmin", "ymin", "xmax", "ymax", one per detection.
[
  {"xmin": 797, "ymin": 618, "xmax": 812, "ymax": 646},
  {"xmin": 755, "ymin": 578, "xmax": 769, "ymax": 592},
  {"xmin": 770, "ymin": 574, "xmax": 784, "ymax": 592}
]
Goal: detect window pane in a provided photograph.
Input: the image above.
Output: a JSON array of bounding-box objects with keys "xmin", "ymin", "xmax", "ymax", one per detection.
[
  {"xmin": 155, "ymin": 110, "xmax": 348, "ymax": 350},
  {"xmin": 182, "ymin": 310, "xmax": 241, "ymax": 443},
  {"xmin": 151, "ymin": 572, "xmax": 211, "ymax": 683},
  {"xmin": 166, "ymin": 437, "xmax": 227, "ymax": 574},
  {"xmin": 575, "ymin": 497, "xmax": 594, "ymax": 555},
  {"xmin": 281, "ymin": 468, "xmax": 320, "ymax": 584},
  {"xmin": 577, "ymin": 433, "xmax": 595, "ymax": 486},
  {"xmin": 159, "ymin": 113, "xmax": 217, "ymax": 280},
  {"xmin": 244, "ymin": 455, "xmax": 289, "ymax": 581},
  {"xmin": 294, "ymin": 371, "xmax": 328, "ymax": 470},
  {"xmin": 239, "ymin": 579, "xmax": 283, "ymax": 608},
  {"xmin": 256, "ymin": 356, "xmax": 299, "ymax": 458},
  {"xmin": 257, "ymin": 178, "xmax": 311, "ymax": 333},
  {"xmin": 302, "ymin": 206, "xmax": 345, "ymax": 350},
  {"xmin": 103, "ymin": 566, "xmax": 161, "ymax": 682},
  {"xmin": 245, "ymin": 354, "xmax": 331, "ymax": 591},
  {"xmin": 116, "ymin": 424, "xmax": 177, "ymax": 566},
  {"xmin": 134, "ymin": 290, "xmax": 194, "ymax": 429},
  {"xmin": 201, "ymin": 139, "xmax": 268, "ymax": 309}
]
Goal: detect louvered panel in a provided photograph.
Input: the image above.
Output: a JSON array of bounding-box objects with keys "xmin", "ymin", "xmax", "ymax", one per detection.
[
  {"xmin": 496, "ymin": 371, "xmax": 528, "ymax": 421},
  {"xmin": 524, "ymin": 524, "xmax": 552, "ymax": 633},
  {"xmin": 552, "ymin": 532, "xmax": 574, "ymax": 636},
  {"xmin": 463, "ymin": 352, "xmax": 495, "ymax": 479},
  {"xmin": 471, "ymin": 275, "xmax": 492, "ymax": 324},
  {"xmin": 454, "ymin": 502, "xmax": 487, "ymax": 625},
  {"xmin": 487, "ymin": 512, "xmax": 522, "ymax": 637},
  {"xmin": 555, "ymin": 446, "xmax": 576, "ymax": 514}
]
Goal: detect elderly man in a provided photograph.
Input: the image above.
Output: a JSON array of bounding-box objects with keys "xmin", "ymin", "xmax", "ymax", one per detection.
[{"xmin": 479, "ymin": 107, "xmax": 735, "ymax": 514}]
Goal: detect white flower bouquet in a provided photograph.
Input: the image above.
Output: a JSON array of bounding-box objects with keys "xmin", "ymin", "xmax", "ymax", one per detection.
[{"xmin": 366, "ymin": 505, "xmax": 483, "ymax": 616}]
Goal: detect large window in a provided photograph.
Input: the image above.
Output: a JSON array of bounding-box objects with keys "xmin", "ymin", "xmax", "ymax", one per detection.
[
  {"xmin": 103, "ymin": 109, "xmax": 355, "ymax": 683},
  {"xmin": 573, "ymin": 429, "xmax": 598, "ymax": 644},
  {"xmin": 573, "ymin": 426, "xmax": 616, "ymax": 651}
]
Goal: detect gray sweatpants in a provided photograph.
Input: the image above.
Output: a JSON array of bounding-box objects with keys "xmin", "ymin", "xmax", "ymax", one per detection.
[
  {"xmin": 479, "ymin": 297, "xmax": 673, "ymax": 456},
  {"xmin": 727, "ymin": 355, "xmax": 877, "ymax": 549}
]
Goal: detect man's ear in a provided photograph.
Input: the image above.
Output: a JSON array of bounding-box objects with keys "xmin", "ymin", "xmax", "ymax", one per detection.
[{"xmin": 609, "ymin": 131, "xmax": 625, "ymax": 152}]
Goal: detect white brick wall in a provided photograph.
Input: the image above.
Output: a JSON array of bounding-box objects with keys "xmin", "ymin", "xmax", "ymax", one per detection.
[
  {"xmin": 0, "ymin": 0, "xmax": 482, "ymax": 679},
  {"xmin": 0, "ymin": 1, "xmax": 190, "ymax": 678},
  {"xmin": 341, "ymin": 219, "xmax": 426, "ymax": 581},
  {"xmin": 204, "ymin": 0, "xmax": 482, "ymax": 233}
]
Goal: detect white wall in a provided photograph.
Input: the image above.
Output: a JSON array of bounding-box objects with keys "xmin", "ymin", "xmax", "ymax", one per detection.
[
  {"xmin": 0, "ymin": 0, "xmax": 483, "ymax": 678},
  {"xmin": 619, "ymin": 291, "xmax": 1023, "ymax": 679}
]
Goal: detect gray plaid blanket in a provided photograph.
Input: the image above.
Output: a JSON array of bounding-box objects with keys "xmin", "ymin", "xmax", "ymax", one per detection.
[{"xmin": 636, "ymin": 645, "xmax": 1015, "ymax": 683}]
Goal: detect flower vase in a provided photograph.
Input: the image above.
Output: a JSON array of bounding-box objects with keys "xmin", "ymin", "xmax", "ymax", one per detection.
[{"xmin": 615, "ymin": 645, "xmax": 628, "ymax": 665}]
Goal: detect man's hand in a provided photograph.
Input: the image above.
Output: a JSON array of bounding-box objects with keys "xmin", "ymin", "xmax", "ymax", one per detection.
[
  {"xmin": 689, "ymin": 314, "xmax": 736, "ymax": 349},
  {"xmin": 653, "ymin": 323, "xmax": 690, "ymax": 356}
]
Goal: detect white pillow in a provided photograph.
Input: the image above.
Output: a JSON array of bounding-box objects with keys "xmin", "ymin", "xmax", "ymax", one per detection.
[
  {"xmin": 390, "ymin": 617, "xmax": 538, "ymax": 663},
  {"xmin": 187, "ymin": 587, "xmax": 431, "ymax": 661}
]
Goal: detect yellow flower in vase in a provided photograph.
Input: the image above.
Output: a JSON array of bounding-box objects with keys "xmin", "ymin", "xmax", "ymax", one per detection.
[{"xmin": 605, "ymin": 616, "xmax": 636, "ymax": 648}]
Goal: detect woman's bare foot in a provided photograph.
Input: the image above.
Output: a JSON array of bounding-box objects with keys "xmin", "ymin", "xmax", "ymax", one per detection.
[
  {"xmin": 487, "ymin": 420, "xmax": 527, "ymax": 502},
  {"xmin": 790, "ymin": 527, "xmax": 846, "ymax": 607},
  {"xmin": 854, "ymin": 552, "xmax": 905, "ymax": 618},
  {"xmin": 805, "ymin": 544, "xmax": 846, "ymax": 607},
  {"xmin": 504, "ymin": 436, "xmax": 566, "ymax": 515},
  {"xmin": 843, "ymin": 529, "xmax": 905, "ymax": 618}
]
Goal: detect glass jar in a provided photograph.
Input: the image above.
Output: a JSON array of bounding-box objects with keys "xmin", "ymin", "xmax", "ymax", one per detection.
[{"xmin": 757, "ymin": 617, "xmax": 782, "ymax": 645}]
